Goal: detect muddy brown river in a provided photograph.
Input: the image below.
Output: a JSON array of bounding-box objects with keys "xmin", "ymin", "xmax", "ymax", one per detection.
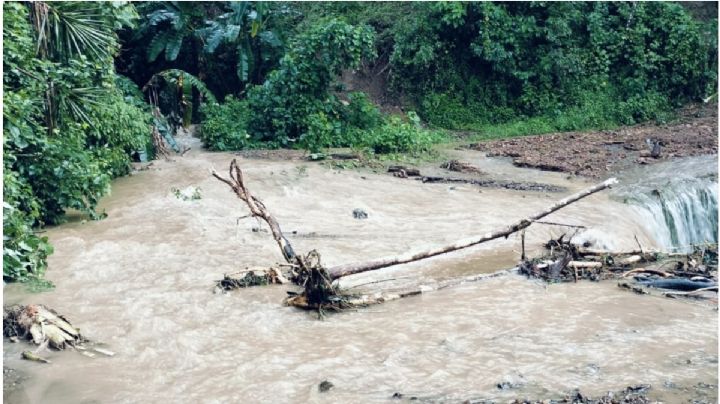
[{"xmin": 3, "ymin": 140, "xmax": 718, "ymax": 403}]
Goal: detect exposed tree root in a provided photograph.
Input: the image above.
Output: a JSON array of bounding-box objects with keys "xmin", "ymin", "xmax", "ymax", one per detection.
[{"xmin": 152, "ymin": 126, "xmax": 172, "ymax": 160}]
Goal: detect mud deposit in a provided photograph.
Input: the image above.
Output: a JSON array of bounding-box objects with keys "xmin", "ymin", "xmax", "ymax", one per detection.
[
  {"xmin": 469, "ymin": 104, "xmax": 718, "ymax": 178},
  {"xmin": 3, "ymin": 140, "xmax": 718, "ymax": 403}
]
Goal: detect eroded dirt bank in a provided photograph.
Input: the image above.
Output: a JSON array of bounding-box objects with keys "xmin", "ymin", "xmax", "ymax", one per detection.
[
  {"xmin": 3, "ymin": 142, "xmax": 717, "ymax": 403},
  {"xmin": 468, "ymin": 104, "xmax": 718, "ymax": 178}
]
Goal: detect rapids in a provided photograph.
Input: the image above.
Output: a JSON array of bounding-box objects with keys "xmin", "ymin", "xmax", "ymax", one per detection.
[{"xmin": 3, "ymin": 141, "xmax": 717, "ymax": 403}]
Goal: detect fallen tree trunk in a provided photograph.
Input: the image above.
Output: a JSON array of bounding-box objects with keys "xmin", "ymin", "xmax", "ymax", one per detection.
[
  {"xmin": 327, "ymin": 177, "xmax": 618, "ymax": 280},
  {"xmin": 287, "ymin": 267, "xmax": 518, "ymax": 310}
]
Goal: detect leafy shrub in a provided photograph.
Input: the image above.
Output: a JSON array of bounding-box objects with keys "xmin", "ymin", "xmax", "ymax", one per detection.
[
  {"xmin": 358, "ymin": 112, "xmax": 445, "ymax": 155},
  {"xmin": 345, "ymin": 92, "xmax": 384, "ymax": 131},
  {"xmin": 89, "ymin": 93, "xmax": 152, "ymax": 177},
  {"xmin": 200, "ymin": 96, "xmax": 258, "ymax": 151},
  {"xmin": 3, "ymin": 169, "xmax": 53, "ymax": 283},
  {"xmin": 299, "ymin": 112, "xmax": 342, "ymax": 154},
  {"xmin": 247, "ymin": 19, "xmax": 376, "ymax": 145}
]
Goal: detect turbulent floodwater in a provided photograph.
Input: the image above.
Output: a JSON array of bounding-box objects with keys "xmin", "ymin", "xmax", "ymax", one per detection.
[{"xmin": 3, "ymin": 141, "xmax": 718, "ymax": 403}]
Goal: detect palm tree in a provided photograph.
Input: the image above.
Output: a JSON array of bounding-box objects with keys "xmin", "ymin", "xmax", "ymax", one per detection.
[{"xmin": 29, "ymin": 2, "xmax": 132, "ymax": 132}]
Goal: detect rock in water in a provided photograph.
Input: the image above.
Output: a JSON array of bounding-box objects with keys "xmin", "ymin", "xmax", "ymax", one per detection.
[
  {"xmin": 318, "ymin": 380, "xmax": 334, "ymax": 392},
  {"xmin": 352, "ymin": 208, "xmax": 368, "ymax": 219}
]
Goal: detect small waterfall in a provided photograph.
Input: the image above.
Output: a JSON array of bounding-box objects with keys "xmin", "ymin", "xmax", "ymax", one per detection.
[
  {"xmin": 628, "ymin": 179, "xmax": 718, "ymax": 251},
  {"xmin": 614, "ymin": 156, "xmax": 718, "ymax": 252}
]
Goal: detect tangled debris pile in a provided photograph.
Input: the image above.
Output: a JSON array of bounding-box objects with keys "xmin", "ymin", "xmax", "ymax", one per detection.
[
  {"xmin": 216, "ymin": 267, "xmax": 289, "ymax": 291},
  {"xmin": 521, "ymin": 237, "xmax": 718, "ymax": 300},
  {"xmin": 4, "ymin": 304, "xmax": 84, "ymax": 350}
]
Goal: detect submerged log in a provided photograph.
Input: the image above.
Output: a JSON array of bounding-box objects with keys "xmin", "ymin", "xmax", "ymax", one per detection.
[{"xmin": 637, "ymin": 278, "xmax": 717, "ymax": 291}]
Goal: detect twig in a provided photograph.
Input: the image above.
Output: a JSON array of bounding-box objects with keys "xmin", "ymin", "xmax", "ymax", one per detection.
[
  {"xmin": 532, "ymin": 220, "xmax": 587, "ymax": 229},
  {"xmin": 634, "ymin": 234, "xmax": 644, "ymax": 255}
]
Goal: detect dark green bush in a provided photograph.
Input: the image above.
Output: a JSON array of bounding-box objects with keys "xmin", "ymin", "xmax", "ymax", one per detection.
[
  {"xmin": 358, "ymin": 112, "xmax": 445, "ymax": 155},
  {"xmin": 345, "ymin": 92, "xmax": 384, "ymax": 131},
  {"xmin": 200, "ymin": 96, "xmax": 259, "ymax": 151},
  {"xmin": 247, "ymin": 19, "xmax": 376, "ymax": 145},
  {"xmin": 388, "ymin": 2, "xmax": 716, "ymax": 133}
]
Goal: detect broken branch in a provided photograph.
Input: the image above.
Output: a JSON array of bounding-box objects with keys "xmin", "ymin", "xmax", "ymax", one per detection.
[{"xmin": 212, "ymin": 159, "xmax": 296, "ymax": 263}]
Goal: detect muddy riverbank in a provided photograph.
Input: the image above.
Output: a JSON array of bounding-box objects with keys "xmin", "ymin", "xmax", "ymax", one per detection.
[
  {"xmin": 468, "ymin": 103, "xmax": 718, "ymax": 178},
  {"xmin": 3, "ymin": 136, "xmax": 718, "ymax": 403}
]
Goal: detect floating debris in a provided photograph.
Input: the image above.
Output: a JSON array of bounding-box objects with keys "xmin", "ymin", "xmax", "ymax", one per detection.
[{"xmin": 216, "ymin": 268, "xmax": 289, "ymax": 291}]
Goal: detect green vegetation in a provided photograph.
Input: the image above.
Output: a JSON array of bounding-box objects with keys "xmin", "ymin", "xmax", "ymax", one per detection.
[
  {"xmin": 4, "ymin": 1, "xmax": 716, "ymax": 285},
  {"xmin": 392, "ymin": 2, "xmax": 715, "ymax": 132},
  {"xmin": 3, "ymin": 2, "xmax": 151, "ymax": 283},
  {"xmin": 199, "ymin": 96, "xmax": 253, "ymax": 151},
  {"xmin": 246, "ymin": 19, "xmax": 376, "ymax": 146}
]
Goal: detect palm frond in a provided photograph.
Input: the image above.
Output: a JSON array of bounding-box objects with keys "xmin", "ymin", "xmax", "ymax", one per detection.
[
  {"xmin": 148, "ymin": 10, "xmax": 176, "ymax": 26},
  {"xmin": 164, "ymin": 31, "xmax": 184, "ymax": 61},
  {"xmin": 237, "ymin": 39, "xmax": 253, "ymax": 82},
  {"xmin": 38, "ymin": 2, "xmax": 117, "ymax": 59},
  {"xmin": 147, "ymin": 31, "xmax": 169, "ymax": 62},
  {"xmin": 152, "ymin": 69, "xmax": 217, "ymax": 104}
]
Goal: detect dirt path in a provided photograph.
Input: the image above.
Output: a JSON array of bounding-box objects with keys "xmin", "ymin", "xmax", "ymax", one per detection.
[{"xmin": 468, "ymin": 104, "xmax": 718, "ymax": 178}]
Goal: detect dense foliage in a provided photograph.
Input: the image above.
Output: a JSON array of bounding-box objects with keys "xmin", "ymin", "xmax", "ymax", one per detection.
[
  {"xmin": 388, "ymin": 2, "xmax": 716, "ymax": 129},
  {"xmin": 3, "ymin": 2, "xmax": 152, "ymax": 283},
  {"xmin": 246, "ymin": 19, "xmax": 376, "ymax": 145},
  {"xmin": 199, "ymin": 96, "xmax": 253, "ymax": 151}
]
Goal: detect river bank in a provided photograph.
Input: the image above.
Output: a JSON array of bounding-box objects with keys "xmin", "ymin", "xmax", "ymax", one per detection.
[{"xmin": 467, "ymin": 103, "xmax": 718, "ymax": 178}]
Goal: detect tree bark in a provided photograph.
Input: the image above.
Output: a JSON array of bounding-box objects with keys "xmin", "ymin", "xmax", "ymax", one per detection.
[{"xmin": 327, "ymin": 178, "xmax": 618, "ymax": 280}]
